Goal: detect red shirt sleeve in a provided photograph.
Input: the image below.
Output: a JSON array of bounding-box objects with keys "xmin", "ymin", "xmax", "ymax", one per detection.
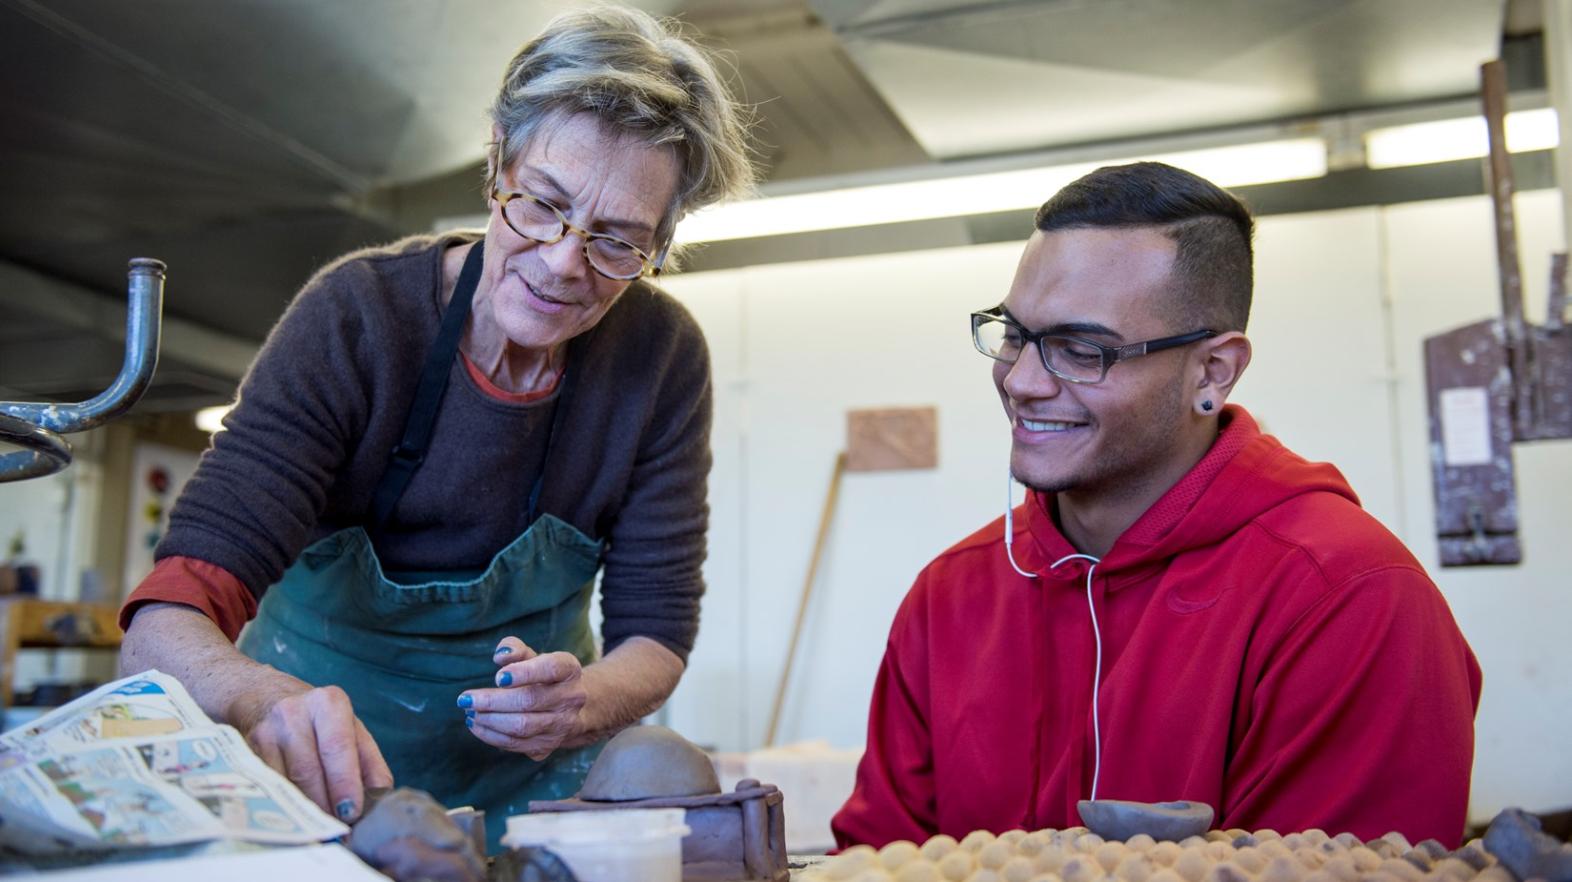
[
  {"xmin": 119, "ymin": 556, "xmax": 259, "ymax": 642},
  {"xmin": 832, "ymin": 587, "xmax": 939, "ymax": 848},
  {"xmin": 1221, "ymin": 567, "xmax": 1483, "ymax": 846}
]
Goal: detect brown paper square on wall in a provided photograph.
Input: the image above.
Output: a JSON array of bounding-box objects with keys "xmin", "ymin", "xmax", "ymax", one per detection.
[{"xmin": 846, "ymin": 407, "xmax": 938, "ymax": 472}]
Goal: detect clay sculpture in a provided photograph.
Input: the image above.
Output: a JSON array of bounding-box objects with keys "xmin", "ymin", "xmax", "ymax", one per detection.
[
  {"xmin": 1482, "ymin": 808, "xmax": 1572, "ymax": 882},
  {"xmin": 1078, "ymin": 800, "xmax": 1215, "ymax": 843},
  {"xmin": 529, "ymin": 725, "xmax": 789, "ymax": 882},
  {"xmin": 348, "ymin": 787, "xmax": 487, "ymax": 882},
  {"xmin": 578, "ymin": 725, "xmax": 722, "ymax": 801}
]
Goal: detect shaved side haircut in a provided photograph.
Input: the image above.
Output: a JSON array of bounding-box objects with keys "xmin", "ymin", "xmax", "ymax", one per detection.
[{"xmin": 1034, "ymin": 161, "xmax": 1255, "ymax": 332}]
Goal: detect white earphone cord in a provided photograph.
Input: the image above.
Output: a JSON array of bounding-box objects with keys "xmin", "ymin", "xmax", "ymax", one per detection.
[
  {"xmin": 1052, "ymin": 552, "xmax": 1104, "ymax": 802},
  {"xmin": 1007, "ymin": 469, "xmax": 1106, "ymax": 801},
  {"xmin": 1004, "ymin": 469, "xmax": 1038, "ymax": 579}
]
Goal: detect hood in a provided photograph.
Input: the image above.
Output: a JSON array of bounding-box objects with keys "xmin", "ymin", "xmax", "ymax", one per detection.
[{"xmin": 1015, "ymin": 405, "xmax": 1359, "ymax": 588}]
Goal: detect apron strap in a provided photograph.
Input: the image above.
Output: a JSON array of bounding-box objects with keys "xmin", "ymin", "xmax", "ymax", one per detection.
[
  {"xmin": 525, "ymin": 355, "xmax": 578, "ymax": 523},
  {"xmin": 369, "ymin": 238, "xmax": 586, "ymax": 530},
  {"xmin": 369, "ymin": 239, "xmax": 485, "ymax": 528}
]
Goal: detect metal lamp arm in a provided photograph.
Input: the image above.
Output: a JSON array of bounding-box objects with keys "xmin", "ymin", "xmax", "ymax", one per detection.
[{"xmin": 0, "ymin": 258, "xmax": 165, "ymax": 482}]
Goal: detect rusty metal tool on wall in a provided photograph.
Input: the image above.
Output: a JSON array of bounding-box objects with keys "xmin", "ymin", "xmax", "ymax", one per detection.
[{"xmin": 1423, "ymin": 60, "xmax": 1572, "ymax": 566}]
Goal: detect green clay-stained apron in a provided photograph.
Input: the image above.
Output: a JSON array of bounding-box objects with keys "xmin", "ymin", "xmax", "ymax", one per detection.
[{"xmin": 237, "ymin": 239, "xmax": 604, "ymax": 852}]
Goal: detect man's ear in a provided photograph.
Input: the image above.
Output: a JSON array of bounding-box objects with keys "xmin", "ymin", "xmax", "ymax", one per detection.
[{"xmin": 1195, "ymin": 332, "xmax": 1252, "ymax": 407}]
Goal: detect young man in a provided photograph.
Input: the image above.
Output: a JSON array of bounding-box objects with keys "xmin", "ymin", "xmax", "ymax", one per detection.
[{"xmin": 832, "ymin": 163, "xmax": 1481, "ymax": 848}]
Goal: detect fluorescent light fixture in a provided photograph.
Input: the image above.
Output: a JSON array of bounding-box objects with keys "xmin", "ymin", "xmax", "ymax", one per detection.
[
  {"xmin": 195, "ymin": 404, "xmax": 232, "ymax": 434},
  {"xmin": 675, "ymin": 138, "xmax": 1326, "ymax": 244},
  {"xmin": 1364, "ymin": 108, "xmax": 1560, "ymax": 169}
]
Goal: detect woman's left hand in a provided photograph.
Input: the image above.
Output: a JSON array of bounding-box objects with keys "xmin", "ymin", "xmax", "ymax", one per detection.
[{"xmin": 457, "ymin": 637, "xmax": 587, "ymax": 760}]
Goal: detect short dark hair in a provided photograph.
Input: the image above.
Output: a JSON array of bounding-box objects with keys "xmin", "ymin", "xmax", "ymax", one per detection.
[{"xmin": 1033, "ymin": 162, "xmax": 1255, "ymax": 332}]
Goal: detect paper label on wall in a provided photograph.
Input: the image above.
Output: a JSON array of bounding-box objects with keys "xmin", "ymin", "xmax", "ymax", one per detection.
[{"xmin": 1439, "ymin": 386, "xmax": 1494, "ymax": 467}]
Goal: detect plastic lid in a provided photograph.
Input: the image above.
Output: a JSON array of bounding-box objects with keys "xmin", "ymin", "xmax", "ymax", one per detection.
[{"xmin": 503, "ymin": 808, "xmax": 691, "ymax": 848}]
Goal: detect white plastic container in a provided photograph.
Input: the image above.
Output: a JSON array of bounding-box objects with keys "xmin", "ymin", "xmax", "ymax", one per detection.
[{"xmin": 502, "ymin": 807, "xmax": 690, "ymax": 882}]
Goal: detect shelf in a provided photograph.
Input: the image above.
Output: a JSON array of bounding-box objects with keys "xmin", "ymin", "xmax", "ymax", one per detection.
[{"xmin": 0, "ymin": 598, "xmax": 123, "ymax": 708}]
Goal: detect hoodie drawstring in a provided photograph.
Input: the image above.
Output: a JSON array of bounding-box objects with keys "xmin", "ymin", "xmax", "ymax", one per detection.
[{"xmin": 1053, "ymin": 552, "xmax": 1104, "ymax": 801}]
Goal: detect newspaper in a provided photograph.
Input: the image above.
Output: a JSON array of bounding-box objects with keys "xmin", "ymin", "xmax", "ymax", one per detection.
[{"xmin": 0, "ymin": 671, "xmax": 349, "ymax": 854}]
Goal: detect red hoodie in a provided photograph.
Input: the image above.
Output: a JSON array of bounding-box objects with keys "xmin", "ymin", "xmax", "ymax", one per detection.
[{"xmin": 832, "ymin": 407, "xmax": 1481, "ymax": 848}]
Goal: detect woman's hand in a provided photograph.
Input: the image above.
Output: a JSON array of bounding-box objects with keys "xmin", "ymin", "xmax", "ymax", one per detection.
[
  {"xmin": 457, "ymin": 637, "xmax": 588, "ymax": 761},
  {"xmin": 120, "ymin": 603, "xmax": 393, "ymax": 822},
  {"xmin": 242, "ymin": 683, "xmax": 395, "ymax": 821}
]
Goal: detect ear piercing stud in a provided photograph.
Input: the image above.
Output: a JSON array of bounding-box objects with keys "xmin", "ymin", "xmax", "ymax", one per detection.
[{"xmin": 1201, "ymin": 400, "xmax": 1214, "ymax": 412}]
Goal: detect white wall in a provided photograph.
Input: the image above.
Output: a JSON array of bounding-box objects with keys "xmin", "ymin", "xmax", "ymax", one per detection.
[
  {"xmin": 661, "ymin": 244, "xmax": 1019, "ymax": 751},
  {"xmin": 0, "ymin": 471, "xmax": 78, "ymax": 600},
  {"xmin": 660, "ymin": 189, "xmax": 1572, "ymax": 823},
  {"xmin": 120, "ymin": 442, "xmax": 200, "ymax": 597},
  {"xmin": 0, "ymin": 432, "xmax": 111, "ymax": 690},
  {"xmin": 0, "ymin": 434, "xmax": 198, "ymax": 694}
]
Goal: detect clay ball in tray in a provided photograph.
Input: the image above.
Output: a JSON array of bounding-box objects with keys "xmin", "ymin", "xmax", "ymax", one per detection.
[{"xmin": 805, "ymin": 827, "xmax": 1509, "ymax": 882}]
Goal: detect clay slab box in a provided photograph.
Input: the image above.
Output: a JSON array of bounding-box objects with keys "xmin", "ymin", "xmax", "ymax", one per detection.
[{"xmin": 530, "ymin": 780, "xmax": 788, "ymax": 882}]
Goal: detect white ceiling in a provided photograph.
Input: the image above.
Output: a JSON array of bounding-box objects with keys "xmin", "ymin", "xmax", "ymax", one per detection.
[{"xmin": 815, "ymin": 0, "xmax": 1506, "ymax": 159}]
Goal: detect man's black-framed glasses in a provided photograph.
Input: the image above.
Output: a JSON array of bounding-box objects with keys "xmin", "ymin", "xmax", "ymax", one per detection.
[
  {"xmin": 970, "ymin": 306, "xmax": 1217, "ymax": 384},
  {"xmin": 492, "ymin": 187, "xmax": 663, "ymax": 281}
]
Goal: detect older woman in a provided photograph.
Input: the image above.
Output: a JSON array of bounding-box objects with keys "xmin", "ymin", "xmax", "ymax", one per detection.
[{"xmin": 117, "ymin": 6, "xmax": 753, "ymax": 850}]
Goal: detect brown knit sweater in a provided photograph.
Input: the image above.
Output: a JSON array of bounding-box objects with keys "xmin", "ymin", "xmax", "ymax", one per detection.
[{"xmin": 157, "ymin": 233, "xmax": 711, "ymax": 661}]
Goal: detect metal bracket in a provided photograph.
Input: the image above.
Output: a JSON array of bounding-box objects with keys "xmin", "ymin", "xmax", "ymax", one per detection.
[{"xmin": 0, "ymin": 258, "xmax": 166, "ymax": 482}]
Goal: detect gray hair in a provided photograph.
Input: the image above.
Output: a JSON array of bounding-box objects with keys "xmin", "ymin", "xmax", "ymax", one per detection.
[{"xmin": 487, "ymin": 5, "xmax": 756, "ymax": 251}]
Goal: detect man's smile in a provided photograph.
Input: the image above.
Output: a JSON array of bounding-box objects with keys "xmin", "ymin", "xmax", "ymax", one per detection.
[{"xmin": 1019, "ymin": 417, "xmax": 1084, "ymax": 433}]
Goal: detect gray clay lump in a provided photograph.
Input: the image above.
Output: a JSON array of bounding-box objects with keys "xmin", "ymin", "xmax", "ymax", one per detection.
[
  {"xmin": 1077, "ymin": 799, "xmax": 1216, "ymax": 842},
  {"xmin": 348, "ymin": 787, "xmax": 486, "ymax": 882},
  {"xmin": 578, "ymin": 724, "xmax": 722, "ymax": 802},
  {"xmin": 1483, "ymin": 808, "xmax": 1572, "ymax": 882}
]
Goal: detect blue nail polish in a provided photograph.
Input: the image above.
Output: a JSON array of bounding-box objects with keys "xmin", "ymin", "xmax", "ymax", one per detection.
[
  {"xmin": 465, "ymin": 709, "xmax": 475, "ymax": 720},
  {"xmin": 498, "ymin": 672, "xmax": 513, "ymax": 687},
  {"xmin": 465, "ymin": 716, "xmax": 474, "ymax": 728},
  {"xmin": 336, "ymin": 799, "xmax": 356, "ymax": 821},
  {"xmin": 494, "ymin": 646, "xmax": 510, "ymax": 657},
  {"xmin": 457, "ymin": 694, "xmax": 473, "ymax": 709}
]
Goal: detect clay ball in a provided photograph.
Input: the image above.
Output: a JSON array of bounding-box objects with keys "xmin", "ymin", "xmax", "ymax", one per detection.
[{"xmin": 577, "ymin": 724, "xmax": 721, "ymax": 802}]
